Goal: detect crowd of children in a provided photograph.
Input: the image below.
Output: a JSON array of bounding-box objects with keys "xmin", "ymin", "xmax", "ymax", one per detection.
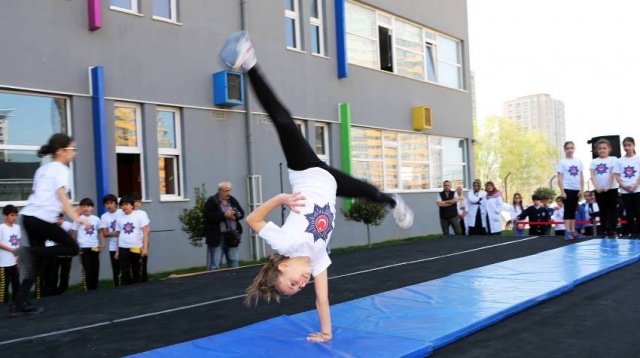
[{"xmin": 0, "ymin": 193, "xmax": 151, "ymax": 312}]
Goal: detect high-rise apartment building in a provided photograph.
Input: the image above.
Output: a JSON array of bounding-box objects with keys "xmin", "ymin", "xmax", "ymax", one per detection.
[{"xmin": 503, "ymin": 94, "xmax": 566, "ymax": 149}]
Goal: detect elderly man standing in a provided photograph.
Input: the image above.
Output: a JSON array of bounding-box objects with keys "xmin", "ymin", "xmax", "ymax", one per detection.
[
  {"xmin": 203, "ymin": 181, "xmax": 245, "ymax": 270},
  {"xmin": 436, "ymin": 180, "xmax": 461, "ymax": 236}
]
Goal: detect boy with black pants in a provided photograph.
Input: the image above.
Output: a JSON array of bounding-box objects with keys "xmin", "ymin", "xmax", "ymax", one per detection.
[
  {"xmin": 0, "ymin": 205, "xmax": 21, "ymax": 308},
  {"xmin": 71, "ymin": 198, "xmax": 104, "ymax": 291},
  {"xmin": 100, "ymin": 194, "xmax": 123, "ymax": 287},
  {"xmin": 518, "ymin": 195, "xmax": 551, "ymax": 235},
  {"xmin": 115, "ymin": 196, "xmax": 149, "ymax": 285}
]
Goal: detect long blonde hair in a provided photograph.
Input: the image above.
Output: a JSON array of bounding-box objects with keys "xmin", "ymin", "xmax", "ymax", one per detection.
[{"xmin": 244, "ymin": 253, "xmax": 288, "ymax": 307}]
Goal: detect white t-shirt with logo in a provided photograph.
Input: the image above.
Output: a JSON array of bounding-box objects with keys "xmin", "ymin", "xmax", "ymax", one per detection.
[
  {"xmin": 116, "ymin": 211, "xmax": 150, "ymax": 248},
  {"xmin": 20, "ymin": 162, "xmax": 70, "ymax": 223},
  {"xmin": 0, "ymin": 223, "xmax": 21, "ymax": 267},
  {"xmin": 617, "ymin": 155, "xmax": 640, "ymax": 194},
  {"xmin": 590, "ymin": 156, "xmax": 620, "ymax": 189},
  {"xmin": 101, "ymin": 209, "xmax": 124, "ymax": 251},
  {"xmin": 46, "ymin": 221, "xmax": 73, "ymax": 247},
  {"xmin": 258, "ymin": 168, "xmax": 337, "ymax": 277},
  {"xmin": 556, "ymin": 158, "xmax": 583, "ymax": 190},
  {"xmin": 72, "ymin": 215, "xmax": 102, "ymax": 248}
]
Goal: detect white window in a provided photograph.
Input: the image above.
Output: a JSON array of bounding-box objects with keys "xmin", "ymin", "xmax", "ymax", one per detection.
[
  {"xmin": 345, "ymin": 2, "xmax": 377, "ymax": 68},
  {"xmin": 310, "ymin": 0, "xmax": 325, "ymax": 55},
  {"xmin": 315, "ymin": 123, "xmax": 329, "ymax": 163},
  {"xmin": 394, "ymin": 20, "xmax": 424, "ymax": 80},
  {"xmin": 285, "ymin": 0, "xmax": 302, "ymax": 50},
  {"xmin": 436, "ymin": 34, "xmax": 463, "ymax": 89},
  {"xmin": 156, "ymin": 108, "xmax": 182, "ymax": 200},
  {"xmin": 152, "ymin": 0, "xmax": 178, "ymax": 22},
  {"xmin": 0, "ymin": 91, "xmax": 71, "ymax": 204},
  {"xmin": 114, "ymin": 102, "xmax": 145, "ymax": 199},
  {"xmin": 294, "ymin": 119, "xmax": 306, "ymax": 137},
  {"xmin": 110, "ymin": 0, "xmax": 138, "ymax": 13}
]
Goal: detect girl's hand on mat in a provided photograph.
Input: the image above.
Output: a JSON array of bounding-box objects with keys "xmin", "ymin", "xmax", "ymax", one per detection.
[
  {"xmin": 306, "ymin": 332, "xmax": 332, "ymax": 342},
  {"xmin": 280, "ymin": 192, "xmax": 306, "ymax": 214}
]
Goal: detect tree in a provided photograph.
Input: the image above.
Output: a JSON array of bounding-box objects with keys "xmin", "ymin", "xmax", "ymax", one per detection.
[
  {"xmin": 178, "ymin": 184, "xmax": 208, "ymax": 248},
  {"xmin": 474, "ymin": 116, "xmax": 560, "ymax": 204},
  {"xmin": 342, "ymin": 198, "xmax": 389, "ymax": 248},
  {"xmin": 534, "ymin": 187, "xmax": 557, "ymax": 200}
]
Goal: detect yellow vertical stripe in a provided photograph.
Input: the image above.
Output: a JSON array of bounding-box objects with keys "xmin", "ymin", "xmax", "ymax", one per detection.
[{"xmin": 0, "ymin": 267, "xmax": 6, "ymax": 304}]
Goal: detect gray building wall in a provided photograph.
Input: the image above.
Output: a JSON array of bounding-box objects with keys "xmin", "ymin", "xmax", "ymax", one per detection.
[{"xmin": 0, "ymin": 0, "xmax": 473, "ymax": 283}]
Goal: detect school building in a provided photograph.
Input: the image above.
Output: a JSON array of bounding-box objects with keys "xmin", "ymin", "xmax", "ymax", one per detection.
[{"xmin": 0, "ymin": 0, "xmax": 473, "ymax": 282}]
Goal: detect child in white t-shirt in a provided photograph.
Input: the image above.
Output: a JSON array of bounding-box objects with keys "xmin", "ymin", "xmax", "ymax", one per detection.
[
  {"xmin": 0, "ymin": 205, "xmax": 20, "ymax": 307},
  {"xmin": 115, "ymin": 195, "xmax": 149, "ymax": 285},
  {"xmin": 221, "ymin": 31, "xmax": 414, "ymax": 343},
  {"xmin": 133, "ymin": 193, "xmax": 150, "ymax": 282},
  {"xmin": 71, "ymin": 198, "xmax": 104, "ymax": 291},
  {"xmin": 100, "ymin": 194, "xmax": 123, "ymax": 287},
  {"xmin": 590, "ymin": 138, "xmax": 621, "ymax": 238}
]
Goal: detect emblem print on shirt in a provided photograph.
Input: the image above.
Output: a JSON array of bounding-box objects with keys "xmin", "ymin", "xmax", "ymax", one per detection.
[
  {"xmin": 595, "ymin": 163, "xmax": 608, "ymax": 175},
  {"xmin": 9, "ymin": 234, "xmax": 19, "ymax": 247},
  {"xmin": 568, "ymin": 165, "xmax": 579, "ymax": 176},
  {"xmin": 85, "ymin": 225, "xmax": 95, "ymax": 236},
  {"xmin": 110, "ymin": 220, "xmax": 117, "ymax": 231},
  {"xmin": 123, "ymin": 222, "xmax": 136, "ymax": 234},
  {"xmin": 304, "ymin": 203, "xmax": 334, "ymax": 242},
  {"xmin": 623, "ymin": 165, "xmax": 637, "ymax": 179}
]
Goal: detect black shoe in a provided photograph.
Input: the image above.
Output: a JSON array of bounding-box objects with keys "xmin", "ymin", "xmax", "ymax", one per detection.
[{"xmin": 9, "ymin": 301, "xmax": 44, "ymax": 318}]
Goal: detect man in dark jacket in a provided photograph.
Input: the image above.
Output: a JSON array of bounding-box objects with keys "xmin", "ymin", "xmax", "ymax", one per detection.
[
  {"xmin": 437, "ymin": 180, "xmax": 461, "ymax": 236},
  {"xmin": 204, "ymin": 181, "xmax": 245, "ymax": 270}
]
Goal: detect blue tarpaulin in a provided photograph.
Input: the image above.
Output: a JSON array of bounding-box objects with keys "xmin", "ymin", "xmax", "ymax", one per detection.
[{"xmin": 131, "ymin": 239, "xmax": 640, "ymax": 357}]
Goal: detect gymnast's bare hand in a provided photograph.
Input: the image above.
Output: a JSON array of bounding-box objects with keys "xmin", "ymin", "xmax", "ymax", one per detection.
[
  {"xmin": 280, "ymin": 192, "xmax": 306, "ymax": 214},
  {"xmin": 306, "ymin": 332, "xmax": 332, "ymax": 342}
]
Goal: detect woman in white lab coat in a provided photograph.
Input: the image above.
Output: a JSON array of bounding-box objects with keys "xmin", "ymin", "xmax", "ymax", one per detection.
[
  {"xmin": 466, "ymin": 179, "xmax": 487, "ymax": 235},
  {"xmin": 484, "ymin": 181, "xmax": 504, "ymax": 235}
]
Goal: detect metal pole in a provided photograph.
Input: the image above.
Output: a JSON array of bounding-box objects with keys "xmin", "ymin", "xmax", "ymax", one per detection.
[
  {"xmin": 549, "ymin": 175, "xmax": 556, "ymax": 190},
  {"xmin": 504, "ymin": 172, "xmax": 512, "ymax": 202}
]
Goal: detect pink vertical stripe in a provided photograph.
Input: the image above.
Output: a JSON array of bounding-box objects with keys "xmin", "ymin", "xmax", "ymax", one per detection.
[{"xmin": 88, "ymin": 0, "xmax": 102, "ymax": 31}]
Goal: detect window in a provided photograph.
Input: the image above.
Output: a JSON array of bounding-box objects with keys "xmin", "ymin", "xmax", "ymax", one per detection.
[
  {"xmin": 157, "ymin": 108, "xmax": 182, "ymax": 199},
  {"xmin": 114, "ymin": 102, "xmax": 145, "ymax": 198},
  {"xmin": 152, "ymin": 0, "xmax": 178, "ymax": 22},
  {"xmin": 0, "ymin": 91, "xmax": 70, "ymax": 204},
  {"xmin": 351, "ymin": 127, "xmax": 465, "ymax": 191},
  {"xmin": 436, "ymin": 35, "xmax": 463, "ymax": 89},
  {"xmin": 285, "ymin": 0, "xmax": 302, "ymax": 50},
  {"xmin": 309, "ymin": 0, "xmax": 325, "ymax": 55},
  {"xmin": 315, "ymin": 123, "xmax": 329, "ymax": 163},
  {"xmin": 295, "ymin": 119, "xmax": 306, "ymax": 137},
  {"xmin": 110, "ymin": 0, "xmax": 138, "ymax": 13},
  {"xmin": 345, "ymin": 2, "xmax": 464, "ymax": 88}
]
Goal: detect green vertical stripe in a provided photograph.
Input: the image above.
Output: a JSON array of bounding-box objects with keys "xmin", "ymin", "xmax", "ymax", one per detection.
[{"xmin": 339, "ymin": 103, "xmax": 352, "ymax": 211}]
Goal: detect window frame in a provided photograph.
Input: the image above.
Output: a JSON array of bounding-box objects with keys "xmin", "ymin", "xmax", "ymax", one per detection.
[
  {"xmin": 314, "ymin": 122, "xmax": 330, "ymax": 164},
  {"xmin": 156, "ymin": 106, "xmax": 183, "ymax": 200},
  {"xmin": 0, "ymin": 90, "xmax": 74, "ymax": 206},
  {"xmin": 110, "ymin": 0, "xmax": 139, "ymax": 14},
  {"xmin": 309, "ymin": 0, "xmax": 325, "ymax": 56},
  {"xmin": 152, "ymin": 0, "xmax": 178, "ymax": 22},
  {"xmin": 285, "ymin": 0, "xmax": 302, "ymax": 51},
  {"xmin": 114, "ymin": 101, "xmax": 146, "ymax": 199}
]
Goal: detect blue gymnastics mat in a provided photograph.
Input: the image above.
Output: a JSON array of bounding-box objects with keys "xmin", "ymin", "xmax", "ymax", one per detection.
[{"xmin": 131, "ymin": 239, "xmax": 640, "ymax": 357}]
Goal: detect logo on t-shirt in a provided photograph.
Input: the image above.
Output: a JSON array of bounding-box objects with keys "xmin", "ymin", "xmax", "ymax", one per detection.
[
  {"xmin": 9, "ymin": 234, "xmax": 19, "ymax": 247},
  {"xmin": 110, "ymin": 220, "xmax": 117, "ymax": 231},
  {"xmin": 304, "ymin": 203, "xmax": 334, "ymax": 243},
  {"xmin": 623, "ymin": 165, "xmax": 637, "ymax": 179},
  {"xmin": 595, "ymin": 163, "xmax": 608, "ymax": 175},
  {"xmin": 85, "ymin": 225, "xmax": 95, "ymax": 236},
  {"xmin": 568, "ymin": 165, "xmax": 579, "ymax": 176},
  {"xmin": 123, "ymin": 222, "xmax": 136, "ymax": 235}
]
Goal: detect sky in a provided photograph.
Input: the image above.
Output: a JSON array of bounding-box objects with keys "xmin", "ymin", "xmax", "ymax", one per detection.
[{"xmin": 467, "ymin": 0, "xmax": 640, "ymax": 171}]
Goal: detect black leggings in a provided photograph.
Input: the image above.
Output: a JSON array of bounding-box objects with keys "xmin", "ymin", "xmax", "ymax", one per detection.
[
  {"xmin": 595, "ymin": 189, "xmax": 619, "ymax": 235},
  {"xmin": 621, "ymin": 192, "xmax": 640, "ymax": 236},
  {"xmin": 15, "ymin": 215, "xmax": 79, "ymax": 306},
  {"xmin": 247, "ymin": 67, "xmax": 395, "ymax": 207}
]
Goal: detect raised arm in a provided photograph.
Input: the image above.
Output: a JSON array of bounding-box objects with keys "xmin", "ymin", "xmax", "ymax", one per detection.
[
  {"xmin": 246, "ymin": 192, "xmax": 305, "ymax": 233},
  {"xmin": 306, "ymin": 269, "xmax": 332, "ymax": 342}
]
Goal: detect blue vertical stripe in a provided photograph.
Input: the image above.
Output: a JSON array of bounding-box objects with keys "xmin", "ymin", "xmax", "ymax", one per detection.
[
  {"xmin": 335, "ymin": 0, "xmax": 348, "ymax": 78},
  {"xmin": 90, "ymin": 66, "xmax": 109, "ymax": 215}
]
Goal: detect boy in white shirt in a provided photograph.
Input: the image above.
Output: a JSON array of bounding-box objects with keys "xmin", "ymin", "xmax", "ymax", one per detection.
[
  {"xmin": 115, "ymin": 195, "xmax": 149, "ymax": 285},
  {"xmin": 0, "ymin": 205, "xmax": 20, "ymax": 308},
  {"xmin": 70, "ymin": 198, "xmax": 104, "ymax": 291},
  {"xmin": 100, "ymin": 194, "xmax": 123, "ymax": 287},
  {"xmin": 133, "ymin": 192, "xmax": 150, "ymax": 282}
]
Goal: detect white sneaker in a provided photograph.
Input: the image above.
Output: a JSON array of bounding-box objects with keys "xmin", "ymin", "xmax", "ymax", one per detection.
[
  {"xmin": 392, "ymin": 194, "xmax": 413, "ymax": 229},
  {"xmin": 220, "ymin": 30, "xmax": 257, "ymax": 72}
]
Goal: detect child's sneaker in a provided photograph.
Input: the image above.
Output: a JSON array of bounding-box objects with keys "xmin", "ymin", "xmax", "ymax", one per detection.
[
  {"xmin": 220, "ymin": 30, "xmax": 257, "ymax": 72},
  {"xmin": 392, "ymin": 194, "xmax": 413, "ymax": 229},
  {"xmin": 564, "ymin": 232, "xmax": 574, "ymax": 241},
  {"xmin": 573, "ymin": 231, "xmax": 585, "ymax": 239},
  {"xmin": 9, "ymin": 301, "xmax": 44, "ymax": 318}
]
